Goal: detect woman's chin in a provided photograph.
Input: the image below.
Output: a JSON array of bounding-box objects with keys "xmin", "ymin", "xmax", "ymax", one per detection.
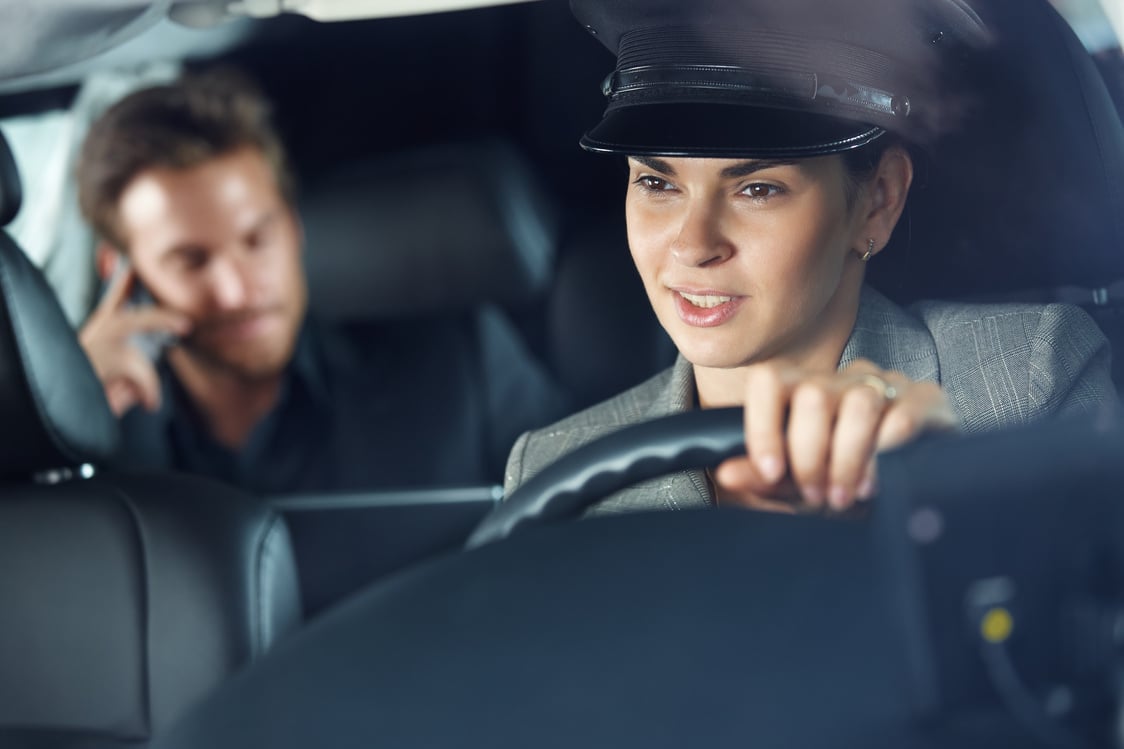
[{"xmin": 676, "ymin": 339, "xmax": 755, "ymax": 371}]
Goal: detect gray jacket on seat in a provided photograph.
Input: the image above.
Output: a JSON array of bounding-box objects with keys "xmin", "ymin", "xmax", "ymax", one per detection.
[{"xmin": 503, "ymin": 287, "xmax": 1117, "ymax": 515}]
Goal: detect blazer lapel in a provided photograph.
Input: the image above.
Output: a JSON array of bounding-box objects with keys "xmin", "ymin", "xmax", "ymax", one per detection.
[
  {"xmin": 839, "ymin": 286, "xmax": 941, "ymax": 384},
  {"xmin": 590, "ymin": 356, "xmax": 713, "ymax": 515}
]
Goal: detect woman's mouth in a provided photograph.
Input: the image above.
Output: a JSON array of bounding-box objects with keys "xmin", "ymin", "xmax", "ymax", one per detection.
[{"xmin": 672, "ymin": 289, "xmax": 745, "ymax": 327}]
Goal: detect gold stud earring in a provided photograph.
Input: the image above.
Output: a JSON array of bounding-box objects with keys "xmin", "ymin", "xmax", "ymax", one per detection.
[{"xmin": 861, "ymin": 238, "xmax": 875, "ymax": 262}]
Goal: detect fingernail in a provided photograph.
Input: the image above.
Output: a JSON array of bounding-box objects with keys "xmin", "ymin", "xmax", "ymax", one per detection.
[
  {"xmin": 802, "ymin": 485, "xmax": 824, "ymax": 507},
  {"xmin": 829, "ymin": 485, "xmax": 849, "ymax": 510},
  {"xmin": 757, "ymin": 455, "xmax": 783, "ymax": 483},
  {"xmin": 857, "ymin": 477, "xmax": 877, "ymax": 500}
]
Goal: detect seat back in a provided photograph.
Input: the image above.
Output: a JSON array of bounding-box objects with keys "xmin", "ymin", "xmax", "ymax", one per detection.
[
  {"xmin": 547, "ymin": 216, "xmax": 676, "ymax": 409},
  {"xmin": 300, "ymin": 138, "xmax": 560, "ymax": 322},
  {"xmin": 0, "ymin": 130, "xmax": 301, "ymax": 747},
  {"xmin": 866, "ymin": 0, "xmax": 1124, "ymax": 384}
]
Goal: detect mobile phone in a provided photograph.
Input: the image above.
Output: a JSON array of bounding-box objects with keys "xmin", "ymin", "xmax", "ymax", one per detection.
[{"xmin": 107, "ymin": 256, "xmax": 178, "ymax": 361}]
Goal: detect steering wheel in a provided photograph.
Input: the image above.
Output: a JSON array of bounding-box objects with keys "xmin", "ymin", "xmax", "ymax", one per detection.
[
  {"xmin": 151, "ymin": 408, "xmax": 1124, "ymax": 749},
  {"xmin": 466, "ymin": 406, "xmax": 746, "ymax": 548}
]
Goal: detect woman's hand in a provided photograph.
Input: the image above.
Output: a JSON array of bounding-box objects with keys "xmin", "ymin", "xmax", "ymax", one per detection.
[{"xmin": 711, "ymin": 359, "xmax": 959, "ymax": 513}]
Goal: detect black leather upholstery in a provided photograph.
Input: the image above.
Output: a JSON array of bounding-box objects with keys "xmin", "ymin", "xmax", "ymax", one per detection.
[
  {"xmin": 868, "ymin": 0, "xmax": 1124, "ymax": 303},
  {"xmin": 548, "ymin": 216, "xmax": 676, "ymax": 409},
  {"xmin": 0, "ymin": 231, "xmax": 119, "ymax": 479},
  {"xmin": 301, "ymin": 139, "xmax": 559, "ymax": 321},
  {"xmin": 149, "ymin": 410, "xmax": 1124, "ymax": 749},
  {"xmin": 0, "ymin": 127, "xmax": 302, "ymax": 746},
  {"xmin": 0, "ymin": 474, "xmax": 301, "ymax": 746},
  {"xmin": 0, "ymin": 131, "xmax": 19, "ymax": 228}
]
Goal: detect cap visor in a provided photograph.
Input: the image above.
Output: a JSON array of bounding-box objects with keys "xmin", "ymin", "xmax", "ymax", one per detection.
[{"xmin": 580, "ymin": 102, "xmax": 885, "ymax": 158}]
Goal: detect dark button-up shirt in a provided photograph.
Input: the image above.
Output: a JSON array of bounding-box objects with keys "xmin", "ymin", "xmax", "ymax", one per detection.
[{"xmin": 116, "ymin": 307, "xmax": 568, "ymax": 496}]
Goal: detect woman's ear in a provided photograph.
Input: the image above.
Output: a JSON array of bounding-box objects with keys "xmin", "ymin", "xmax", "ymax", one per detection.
[{"xmin": 855, "ymin": 145, "xmax": 913, "ymax": 259}]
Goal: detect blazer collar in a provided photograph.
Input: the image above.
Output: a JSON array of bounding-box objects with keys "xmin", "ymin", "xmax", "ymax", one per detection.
[{"xmin": 838, "ymin": 286, "xmax": 941, "ymax": 383}]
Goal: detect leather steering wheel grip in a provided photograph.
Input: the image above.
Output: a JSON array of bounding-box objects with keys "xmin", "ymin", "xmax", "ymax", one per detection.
[{"xmin": 466, "ymin": 407, "xmax": 745, "ymax": 548}]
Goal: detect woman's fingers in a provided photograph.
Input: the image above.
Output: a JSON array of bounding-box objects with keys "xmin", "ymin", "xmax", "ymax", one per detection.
[
  {"xmin": 742, "ymin": 365, "xmax": 789, "ymax": 484},
  {"xmin": 876, "ymin": 379, "xmax": 960, "ymax": 451},
  {"xmin": 712, "ymin": 456, "xmax": 803, "ymax": 511},
  {"xmin": 732, "ymin": 359, "xmax": 957, "ymax": 515},
  {"xmin": 786, "ymin": 380, "xmax": 837, "ymax": 509},
  {"xmin": 826, "ymin": 381, "xmax": 887, "ymax": 509}
]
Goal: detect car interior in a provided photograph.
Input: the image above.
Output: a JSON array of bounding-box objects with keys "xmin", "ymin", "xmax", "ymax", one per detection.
[
  {"xmin": 0, "ymin": 138, "xmax": 301, "ymax": 746},
  {"xmin": 2, "ymin": 0, "xmax": 1124, "ymax": 746}
]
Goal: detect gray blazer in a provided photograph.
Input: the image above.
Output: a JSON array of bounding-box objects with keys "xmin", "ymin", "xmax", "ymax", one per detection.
[{"xmin": 504, "ymin": 287, "xmax": 1117, "ymax": 515}]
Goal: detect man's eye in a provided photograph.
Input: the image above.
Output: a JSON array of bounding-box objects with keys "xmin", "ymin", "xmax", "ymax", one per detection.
[
  {"xmin": 742, "ymin": 183, "xmax": 782, "ymax": 199},
  {"xmin": 635, "ymin": 175, "xmax": 674, "ymax": 192},
  {"xmin": 175, "ymin": 252, "xmax": 208, "ymax": 271},
  {"xmin": 245, "ymin": 230, "xmax": 267, "ymax": 251}
]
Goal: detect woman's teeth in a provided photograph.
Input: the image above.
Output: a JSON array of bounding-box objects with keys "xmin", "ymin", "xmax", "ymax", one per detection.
[{"xmin": 680, "ymin": 291, "xmax": 733, "ymax": 309}]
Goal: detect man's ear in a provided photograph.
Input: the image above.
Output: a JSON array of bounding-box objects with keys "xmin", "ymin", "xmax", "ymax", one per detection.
[
  {"xmin": 94, "ymin": 242, "xmax": 123, "ymax": 282},
  {"xmin": 855, "ymin": 145, "xmax": 914, "ymax": 259}
]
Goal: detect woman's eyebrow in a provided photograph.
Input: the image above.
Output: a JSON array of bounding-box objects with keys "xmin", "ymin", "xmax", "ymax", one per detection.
[
  {"xmin": 720, "ymin": 159, "xmax": 799, "ymax": 179},
  {"xmin": 630, "ymin": 155, "xmax": 676, "ymax": 175}
]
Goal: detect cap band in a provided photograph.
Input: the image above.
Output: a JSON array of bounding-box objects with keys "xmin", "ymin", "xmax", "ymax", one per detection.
[{"xmin": 605, "ymin": 65, "xmax": 911, "ymax": 121}]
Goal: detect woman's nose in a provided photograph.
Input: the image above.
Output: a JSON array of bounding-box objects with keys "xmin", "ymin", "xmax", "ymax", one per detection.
[{"xmin": 669, "ymin": 201, "xmax": 733, "ymax": 267}]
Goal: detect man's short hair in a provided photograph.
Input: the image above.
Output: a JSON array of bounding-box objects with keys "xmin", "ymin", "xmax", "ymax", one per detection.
[{"xmin": 77, "ymin": 68, "xmax": 295, "ymax": 251}]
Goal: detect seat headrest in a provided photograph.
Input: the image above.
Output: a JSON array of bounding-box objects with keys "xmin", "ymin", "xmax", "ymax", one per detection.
[
  {"xmin": 301, "ymin": 139, "xmax": 559, "ymax": 321},
  {"xmin": 0, "ymin": 233, "xmax": 119, "ymax": 479},
  {"xmin": 0, "ymin": 129, "xmax": 21, "ymax": 227},
  {"xmin": 868, "ymin": 0, "xmax": 1124, "ymax": 303}
]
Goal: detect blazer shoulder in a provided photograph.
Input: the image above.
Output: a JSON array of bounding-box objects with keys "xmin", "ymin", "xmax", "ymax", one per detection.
[
  {"xmin": 908, "ymin": 299, "xmax": 1113, "ymax": 429},
  {"xmin": 910, "ymin": 299, "xmax": 1107, "ymax": 361},
  {"xmin": 911, "ymin": 298, "xmax": 1091, "ymax": 329}
]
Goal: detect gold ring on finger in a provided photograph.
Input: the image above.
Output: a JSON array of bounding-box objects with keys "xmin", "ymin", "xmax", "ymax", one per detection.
[{"xmin": 855, "ymin": 373, "xmax": 898, "ymax": 403}]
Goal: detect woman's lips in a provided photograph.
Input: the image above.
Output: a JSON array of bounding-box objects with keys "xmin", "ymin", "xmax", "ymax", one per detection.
[{"xmin": 671, "ymin": 288, "xmax": 746, "ymax": 327}]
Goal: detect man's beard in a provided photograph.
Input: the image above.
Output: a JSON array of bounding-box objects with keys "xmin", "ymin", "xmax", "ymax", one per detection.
[{"xmin": 175, "ymin": 310, "xmax": 296, "ymax": 383}]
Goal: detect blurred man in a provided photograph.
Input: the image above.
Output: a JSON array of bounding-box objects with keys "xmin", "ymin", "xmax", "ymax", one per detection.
[{"xmin": 77, "ymin": 70, "xmax": 565, "ymax": 494}]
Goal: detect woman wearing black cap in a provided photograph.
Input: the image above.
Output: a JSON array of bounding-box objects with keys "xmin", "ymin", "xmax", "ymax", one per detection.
[{"xmin": 504, "ymin": 0, "xmax": 1117, "ymax": 515}]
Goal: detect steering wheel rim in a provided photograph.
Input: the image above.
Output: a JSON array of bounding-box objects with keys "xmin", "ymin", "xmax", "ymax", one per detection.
[{"xmin": 467, "ymin": 407, "xmax": 745, "ymax": 548}]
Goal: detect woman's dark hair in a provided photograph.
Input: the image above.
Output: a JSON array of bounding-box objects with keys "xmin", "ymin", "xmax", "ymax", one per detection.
[{"xmin": 839, "ymin": 132, "xmax": 908, "ymax": 207}]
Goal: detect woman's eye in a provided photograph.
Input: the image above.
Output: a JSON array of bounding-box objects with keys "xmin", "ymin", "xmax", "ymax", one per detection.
[
  {"xmin": 635, "ymin": 175, "xmax": 674, "ymax": 192},
  {"xmin": 742, "ymin": 183, "xmax": 781, "ymax": 200}
]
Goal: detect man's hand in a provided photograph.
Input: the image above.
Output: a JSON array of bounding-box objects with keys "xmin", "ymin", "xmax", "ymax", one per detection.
[
  {"xmin": 712, "ymin": 359, "xmax": 959, "ymax": 513},
  {"xmin": 78, "ymin": 265, "xmax": 190, "ymax": 416}
]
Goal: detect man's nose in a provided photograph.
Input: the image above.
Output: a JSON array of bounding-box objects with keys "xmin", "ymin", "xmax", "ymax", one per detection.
[
  {"xmin": 670, "ymin": 200, "xmax": 733, "ymax": 268},
  {"xmin": 209, "ymin": 257, "xmax": 251, "ymax": 310}
]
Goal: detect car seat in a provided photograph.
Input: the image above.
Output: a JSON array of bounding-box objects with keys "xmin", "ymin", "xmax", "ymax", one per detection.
[
  {"xmin": 300, "ymin": 138, "xmax": 559, "ymax": 325},
  {"xmin": 547, "ymin": 214, "xmax": 677, "ymax": 409},
  {"xmin": 0, "ymin": 130, "xmax": 301, "ymax": 747}
]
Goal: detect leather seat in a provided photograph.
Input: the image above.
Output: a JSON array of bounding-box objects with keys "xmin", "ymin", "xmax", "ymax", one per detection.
[
  {"xmin": 0, "ymin": 130, "xmax": 302, "ymax": 747},
  {"xmin": 300, "ymin": 138, "xmax": 560, "ymax": 323}
]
